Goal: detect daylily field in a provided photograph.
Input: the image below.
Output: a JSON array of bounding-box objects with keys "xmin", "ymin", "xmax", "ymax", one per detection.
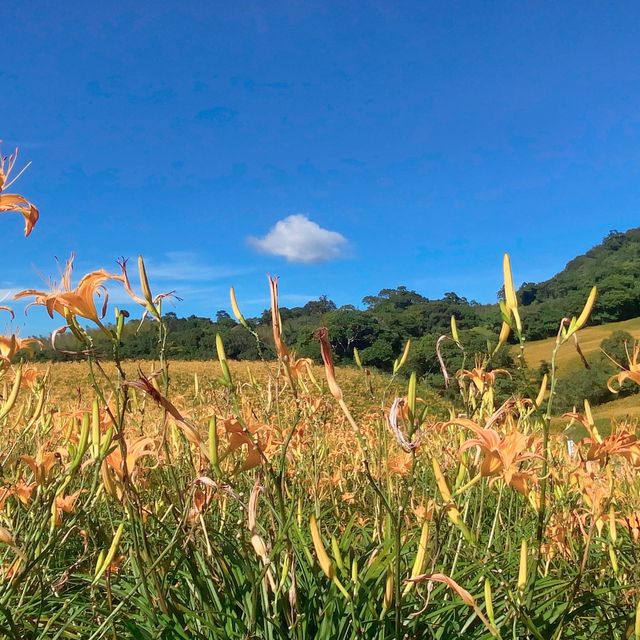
[{"xmin": 1, "ymin": 147, "xmax": 640, "ymax": 639}]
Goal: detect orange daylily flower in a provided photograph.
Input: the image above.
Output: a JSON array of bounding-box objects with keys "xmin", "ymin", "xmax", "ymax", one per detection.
[
  {"xmin": 13, "ymin": 481, "xmax": 36, "ymax": 505},
  {"xmin": 21, "ymin": 448, "xmax": 64, "ymax": 486},
  {"xmin": 585, "ymin": 429, "xmax": 640, "ymax": 468},
  {"xmin": 20, "ymin": 366, "xmax": 43, "ymax": 389},
  {"xmin": 453, "ymin": 417, "xmax": 541, "ymax": 495},
  {"xmin": 290, "ymin": 356, "xmax": 314, "ymax": 378},
  {"xmin": 101, "ymin": 435, "xmax": 157, "ymax": 500},
  {"xmin": 412, "ymin": 499, "xmax": 436, "ymax": 523},
  {"xmin": 388, "ymin": 451, "xmax": 412, "ymax": 476},
  {"xmin": 0, "ymin": 146, "xmax": 39, "ymax": 236},
  {"xmin": 573, "ymin": 472, "xmax": 610, "ymax": 520},
  {"xmin": 619, "ymin": 511, "xmax": 640, "ymax": 543},
  {"xmin": 55, "ymin": 490, "xmax": 82, "ymax": 525},
  {"xmin": 0, "ymin": 335, "xmax": 42, "ymax": 363},
  {"xmin": 542, "ymin": 510, "xmax": 583, "ymax": 561},
  {"xmin": 564, "ymin": 411, "xmax": 640, "ymax": 468},
  {"xmin": 104, "ymin": 436, "xmax": 157, "ymax": 483},
  {"xmin": 15, "ymin": 254, "xmax": 122, "ymax": 325},
  {"xmin": 457, "ymin": 362, "xmax": 510, "ymax": 392}
]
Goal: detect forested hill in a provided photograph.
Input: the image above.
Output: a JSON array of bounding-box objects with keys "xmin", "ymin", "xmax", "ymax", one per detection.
[
  {"xmin": 34, "ymin": 227, "xmax": 640, "ymax": 372},
  {"xmin": 517, "ymin": 228, "xmax": 640, "ymax": 338}
]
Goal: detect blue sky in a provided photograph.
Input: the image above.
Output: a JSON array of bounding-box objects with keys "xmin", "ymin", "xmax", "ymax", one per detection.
[{"xmin": 2, "ymin": 1, "xmax": 640, "ymax": 335}]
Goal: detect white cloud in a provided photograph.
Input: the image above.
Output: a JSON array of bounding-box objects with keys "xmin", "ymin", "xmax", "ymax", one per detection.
[{"xmin": 249, "ymin": 214, "xmax": 347, "ymax": 263}]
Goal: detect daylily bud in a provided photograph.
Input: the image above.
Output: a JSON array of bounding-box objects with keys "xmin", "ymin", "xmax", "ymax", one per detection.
[
  {"xmin": 403, "ymin": 521, "xmax": 429, "ymax": 595},
  {"xmin": 517, "ymin": 539, "xmax": 527, "ymax": 593},
  {"xmin": 484, "ymin": 578, "xmax": 495, "ymax": 626},
  {"xmin": 497, "ymin": 321, "xmax": 511, "ymax": 348},
  {"xmin": 310, "ymin": 515, "xmax": 335, "ymax": 580},
  {"xmin": 93, "ymin": 522, "xmax": 125, "ymax": 584},
  {"xmin": 229, "ymin": 287, "xmax": 250, "ymax": 329},
  {"xmin": 407, "ymin": 372, "xmax": 417, "ymax": 419},
  {"xmin": 571, "ymin": 286, "xmax": 597, "ymax": 335},
  {"xmin": 382, "ymin": 568, "xmax": 394, "ymax": 611},
  {"xmin": 394, "ymin": 340, "xmax": 411, "ymax": 374},
  {"xmin": 450, "ymin": 314, "xmax": 460, "ymax": 344},
  {"xmin": 535, "ymin": 374, "xmax": 548, "ymax": 408},
  {"xmin": 503, "ymin": 253, "xmax": 518, "ymax": 312},
  {"xmin": 137, "ymin": 256, "xmax": 154, "ymax": 307}
]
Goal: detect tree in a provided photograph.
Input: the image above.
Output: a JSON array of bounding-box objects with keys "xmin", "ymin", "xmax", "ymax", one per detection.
[
  {"xmin": 324, "ymin": 309, "xmax": 380, "ymax": 359},
  {"xmin": 363, "ymin": 286, "xmax": 428, "ymax": 312},
  {"xmin": 600, "ymin": 330, "xmax": 635, "ymax": 367}
]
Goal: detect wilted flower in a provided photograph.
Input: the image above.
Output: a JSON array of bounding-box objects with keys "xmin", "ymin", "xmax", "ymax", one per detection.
[
  {"xmin": 220, "ymin": 417, "xmax": 271, "ymax": 472},
  {"xmin": 315, "ymin": 327, "xmax": 343, "ymax": 401},
  {"xmin": 268, "ymin": 276, "xmax": 290, "ymax": 362}
]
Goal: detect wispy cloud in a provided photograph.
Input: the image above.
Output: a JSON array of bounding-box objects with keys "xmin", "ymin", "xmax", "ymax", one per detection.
[
  {"xmin": 0, "ymin": 288, "xmax": 18, "ymax": 301},
  {"xmin": 249, "ymin": 215, "xmax": 348, "ymax": 264},
  {"xmin": 104, "ymin": 252, "xmax": 247, "ymax": 307},
  {"xmin": 241, "ymin": 293, "xmax": 319, "ymax": 306},
  {"xmin": 144, "ymin": 252, "xmax": 251, "ymax": 282}
]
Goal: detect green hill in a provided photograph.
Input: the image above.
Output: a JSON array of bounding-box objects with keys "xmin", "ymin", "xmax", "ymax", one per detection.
[
  {"xmin": 516, "ymin": 228, "xmax": 640, "ymax": 339},
  {"xmin": 521, "ymin": 316, "xmax": 640, "ymax": 423}
]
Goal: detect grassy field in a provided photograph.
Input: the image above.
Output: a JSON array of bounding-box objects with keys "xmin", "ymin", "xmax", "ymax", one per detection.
[
  {"xmin": 519, "ymin": 317, "xmax": 640, "ymax": 426},
  {"xmin": 521, "ymin": 316, "xmax": 640, "ymax": 373}
]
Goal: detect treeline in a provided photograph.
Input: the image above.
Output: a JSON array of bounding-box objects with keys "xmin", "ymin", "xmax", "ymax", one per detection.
[
  {"xmin": 33, "ymin": 227, "xmax": 640, "ymax": 381},
  {"xmin": 36, "ymin": 288, "xmax": 508, "ymax": 379}
]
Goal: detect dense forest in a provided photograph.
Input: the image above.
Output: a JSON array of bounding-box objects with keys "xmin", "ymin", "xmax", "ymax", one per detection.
[{"xmin": 34, "ymin": 228, "xmax": 640, "ymax": 386}]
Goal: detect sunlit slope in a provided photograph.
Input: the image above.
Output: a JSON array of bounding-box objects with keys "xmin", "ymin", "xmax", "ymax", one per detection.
[{"xmin": 520, "ymin": 316, "xmax": 640, "ymax": 373}]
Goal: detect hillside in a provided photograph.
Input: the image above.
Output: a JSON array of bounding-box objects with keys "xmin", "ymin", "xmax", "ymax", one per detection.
[
  {"xmin": 522, "ymin": 316, "xmax": 640, "ymax": 373},
  {"xmin": 517, "ymin": 228, "xmax": 640, "ymax": 339},
  {"xmin": 522, "ymin": 316, "xmax": 640, "ymax": 425}
]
